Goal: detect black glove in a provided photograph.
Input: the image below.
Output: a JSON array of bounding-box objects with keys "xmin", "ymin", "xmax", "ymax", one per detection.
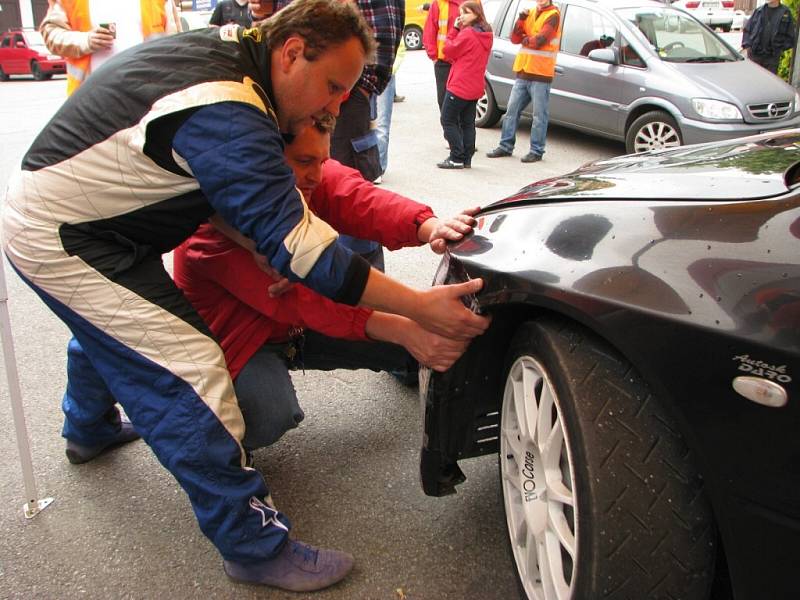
[{"xmin": 518, "ymin": 9, "xmax": 530, "ymax": 20}]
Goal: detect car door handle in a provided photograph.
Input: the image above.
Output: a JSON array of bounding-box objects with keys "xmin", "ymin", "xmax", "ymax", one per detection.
[
  {"xmin": 555, "ymin": 65, "xmax": 564, "ymax": 73},
  {"xmin": 493, "ymin": 51, "xmax": 504, "ymax": 58}
]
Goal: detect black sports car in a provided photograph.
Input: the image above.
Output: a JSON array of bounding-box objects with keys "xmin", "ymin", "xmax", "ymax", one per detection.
[{"xmin": 420, "ymin": 131, "xmax": 800, "ymax": 600}]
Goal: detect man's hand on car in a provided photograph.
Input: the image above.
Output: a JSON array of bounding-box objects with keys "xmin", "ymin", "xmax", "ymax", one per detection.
[
  {"xmin": 414, "ymin": 279, "xmax": 491, "ymax": 340},
  {"xmin": 397, "ymin": 319, "xmax": 470, "ymax": 372},
  {"xmin": 420, "ymin": 206, "xmax": 481, "ymax": 253}
]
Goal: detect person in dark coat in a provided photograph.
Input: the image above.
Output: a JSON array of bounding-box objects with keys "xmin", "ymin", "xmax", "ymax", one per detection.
[{"xmin": 742, "ymin": 0, "xmax": 796, "ymax": 75}]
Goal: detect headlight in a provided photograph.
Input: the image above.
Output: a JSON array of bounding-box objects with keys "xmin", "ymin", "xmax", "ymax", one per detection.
[
  {"xmin": 47, "ymin": 55, "xmax": 60, "ymax": 60},
  {"xmin": 691, "ymin": 98, "xmax": 742, "ymax": 120},
  {"xmin": 794, "ymin": 90, "xmax": 800, "ymax": 112}
]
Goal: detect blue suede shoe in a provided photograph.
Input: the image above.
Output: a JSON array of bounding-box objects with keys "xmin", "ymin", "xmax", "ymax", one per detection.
[
  {"xmin": 223, "ymin": 539, "xmax": 354, "ymax": 592},
  {"xmin": 65, "ymin": 417, "xmax": 140, "ymax": 464}
]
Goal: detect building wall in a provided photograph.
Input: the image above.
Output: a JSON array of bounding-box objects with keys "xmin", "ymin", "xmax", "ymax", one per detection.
[{"xmin": 1, "ymin": 0, "xmax": 49, "ymax": 30}]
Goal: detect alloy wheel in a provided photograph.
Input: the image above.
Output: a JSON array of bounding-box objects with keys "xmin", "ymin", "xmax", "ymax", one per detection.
[
  {"xmin": 632, "ymin": 121, "xmax": 681, "ymax": 153},
  {"xmin": 500, "ymin": 355, "xmax": 577, "ymax": 600}
]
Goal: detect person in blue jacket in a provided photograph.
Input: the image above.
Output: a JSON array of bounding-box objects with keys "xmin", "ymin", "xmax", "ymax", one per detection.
[
  {"xmin": 2, "ymin": 0, "xmax": 489, "ymax": 593},
  {"xmin": 742, "ymin": 0, "xmax": 796, "ymax": 75}
]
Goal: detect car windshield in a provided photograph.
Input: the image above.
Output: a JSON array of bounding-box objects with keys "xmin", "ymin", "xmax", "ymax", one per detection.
[
  {"xmin": 616, "ymin": 7, "xmax": 738, "ymax": 63},
  {"xmin": 23, "ymin": 30, "xmax": 48, "ymax": 50}
]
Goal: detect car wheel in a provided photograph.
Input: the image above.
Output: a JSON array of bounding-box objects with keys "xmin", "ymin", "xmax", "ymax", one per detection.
[
  {"xmin": 721, "ymin": 23, "xmax": 731, "ymax": 32},
  {"xmin": 499, "ymin": 319, "xmax": 715, "ymax": 600},
  {"xmin": 403, "ymin": 25, "xmax": 423, "ymax": 51},
  {"xmin": 31, "ymin": 61, "xmax": 51, "ymax": 81},
  {"xmin": 625, "ymin": 110, "xmax": 682, "ymax": 154},
  {"xmin": 476, "ymin": 81, "xmax": 502, "ymax": 128},
  {"xmin": 0, "ymin": 65, "xmax": 8, "ymax": 82}
]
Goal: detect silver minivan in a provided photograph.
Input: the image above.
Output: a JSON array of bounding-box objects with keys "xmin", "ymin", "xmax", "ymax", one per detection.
[{"xmin": 477, "ymin": 0, "xmax": 800, "ymax": 153}]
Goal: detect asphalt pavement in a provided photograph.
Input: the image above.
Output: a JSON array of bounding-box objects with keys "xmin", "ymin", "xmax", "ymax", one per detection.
[{"xmin": 0, "ymin": 49, "xmax": 622, "ymax": 599}]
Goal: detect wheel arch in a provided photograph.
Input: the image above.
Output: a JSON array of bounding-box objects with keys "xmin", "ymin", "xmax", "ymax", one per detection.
[{"xmin": 623, "ymin": 98, "xmax": 683, "ymax": 136}]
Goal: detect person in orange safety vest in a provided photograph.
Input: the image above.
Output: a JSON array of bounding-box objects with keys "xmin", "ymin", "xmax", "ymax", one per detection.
[
  {"xmin": 485, "ymin": 0, "xmax": 560, "ymax": 163},
  {"xmin": 40, "ymin": 0, "xmax": 180, "ymax": 95},
  {"xmin": 423, "ymin": 0, "xmax": 472, "ymax": 114}
]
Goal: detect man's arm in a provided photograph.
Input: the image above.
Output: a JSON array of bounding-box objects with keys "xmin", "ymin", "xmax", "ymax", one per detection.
[
  {"xmin": 359, "ymin": 268, "xmax": 489, "ymax": 340},
  {"xmin": 521, "ymin": 13, "xmax": 560, "ymax": 49},
  {"xmin": 40, "ymin": 0, "xmax": 113, "ymax": 58},
  {"xmin": 311, "ymin": 160, "xmax": 434, "ymax": 249},
  {"xmin": 365, "ymin": 312, "xmax": 469, "ymax": 372},
  {"xmin": 353, "ymin": 0, "xmax": 404, "ymax": 96},
  {"xmin": 173, "ymin": 102, "xmax": 490, "ymax": 339},
  {"xmin": 423, "ymin": 0, "xmax": 440, "ymax": 60},
  {"xmin": 312, "ymin": 160, "xmax": 477, "ymax": 252}
]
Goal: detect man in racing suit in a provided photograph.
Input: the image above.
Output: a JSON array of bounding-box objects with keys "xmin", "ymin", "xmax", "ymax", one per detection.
[{"xmin": 2, "ymin": 0, "xmax": 488, "ymax": 592}]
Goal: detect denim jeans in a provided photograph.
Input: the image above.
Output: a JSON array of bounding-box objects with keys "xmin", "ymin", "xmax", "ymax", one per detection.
[
  {"xmin": 234, "ymin": 331, "xmax": 414, "ymax": 450},
  {"xmin": 440, "ymin": 91, "xmax": 477, "ymax": 164},
  {"xmin": 498, "ymin": 77, "xmax": 552, "ymax": 157},
  {"xmin": 375, "ymin": 74, "xmax": 396, "ymax": 174}
]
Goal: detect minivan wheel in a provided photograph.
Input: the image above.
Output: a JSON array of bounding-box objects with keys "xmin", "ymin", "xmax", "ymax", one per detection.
[
  {"xmin": 476, "ymin": 81, "xmax": 502, "ymax": 128},
  {"xmin": 626, "ymin": 110, "xmax": 682, "ymax": 154},
  {"xmin": 403, "ymin": 25, "xmax": 423, "ymax": 51},
  {"xmin": 499, "ymin": 318, "xmax": 715, "ymax": 600}
]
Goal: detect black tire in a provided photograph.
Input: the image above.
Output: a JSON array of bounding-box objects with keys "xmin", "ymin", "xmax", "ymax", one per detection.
[
  {"xmin": 31, "ymin": 61, "xmax": 51, "ymax": 81},
  {"xmin": 625, "ymin": 110, "xmax": 682, "ymax": 154},
  {"xmin": 499, "ymin": 318, "xmax": 715, "ymax": 600},
  {"xmin": 721, "ymin": 23, "xmax": 731, "ymax": 32},
  {"xmin": 403, "ymin": 25, "xmax": 423, "ymax": 51},
  {"xmin": 0, "ymin": 65, "xmax": 8, "ymax": 82},
  {"xmin": 476, "ymin": 80, "xmax": 502, "ymax": 128}
]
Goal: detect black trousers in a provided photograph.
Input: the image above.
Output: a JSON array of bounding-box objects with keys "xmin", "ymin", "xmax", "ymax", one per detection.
[
  {"xmin": 441, "ymin": 91, "xmax": 477, "ymax": 164},
  {"xmin": 434, "ymin": 60, "xmax": 452, "ymax": 112},
  {"xmin": 330, "ymin": 88, "xmax": 382, "ymax": 182}
]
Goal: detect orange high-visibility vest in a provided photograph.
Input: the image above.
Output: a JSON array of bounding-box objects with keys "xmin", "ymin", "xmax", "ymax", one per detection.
[
  {"xmin": 512, "ymin": 4, "xmax": 561, "ymax": 78},
  {"xmin": 60, "ymin": 0, "xmax": 167, "ymax": 95},
  {"xmin": 435, "ymin": 0, "xmax": 450, "ymax": 60}
]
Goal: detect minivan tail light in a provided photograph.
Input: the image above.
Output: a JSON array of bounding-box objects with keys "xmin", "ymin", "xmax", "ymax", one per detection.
[
  {"xmin": 685, "ymin": 1, "xmax": 700, "ymax": 7},
  {"xmin": 721, "ymin": 0, "xmax": 734, "ymax": 7}
]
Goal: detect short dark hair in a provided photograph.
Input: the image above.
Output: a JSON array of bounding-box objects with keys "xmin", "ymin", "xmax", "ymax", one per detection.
[{"xmin": 261, "ymin": 0, "xmax": 376, "ymax": 62}]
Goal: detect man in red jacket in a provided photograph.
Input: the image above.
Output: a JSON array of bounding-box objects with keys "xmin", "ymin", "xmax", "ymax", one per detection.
[{"xmin": 173, "ymin": 116, "xmax": 479, "ymax": 453}]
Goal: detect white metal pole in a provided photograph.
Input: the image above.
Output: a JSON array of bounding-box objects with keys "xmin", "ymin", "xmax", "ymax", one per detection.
[{"xmin": 0, "ymin": 258, "xmax": 53, "ymax": 518}]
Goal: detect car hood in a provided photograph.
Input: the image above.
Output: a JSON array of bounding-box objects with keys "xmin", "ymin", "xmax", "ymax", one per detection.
[
  {"xmin": 490, "ymin": 130, "xmax": 800, "ymax": 208},
  {"xmin": 668, "ymin": 59, "xmax": 796, "ymax": 107}
]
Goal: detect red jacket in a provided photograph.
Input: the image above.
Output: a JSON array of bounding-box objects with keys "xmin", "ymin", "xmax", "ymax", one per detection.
[
  {"xmin": 423, "ymin": 0, "xmax": 470, "ymax": 61},
  {"xmin": 172, "ymin": 159, "xmax": 434, "ymax": 379},
  {"xmin": 443, "ymin": 24, "xmax": 493, "ymax": 100}
]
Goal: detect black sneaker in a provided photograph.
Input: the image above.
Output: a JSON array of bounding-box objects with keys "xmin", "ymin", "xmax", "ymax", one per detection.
[
  {"xmin": 437, "ymin": 158, "xmax": 464, "ymax": 169},
  {"xmin": 486, "ymin": 147, "xmax": 512, "ymax": 158},
  {"xmin": 521, "ymin": 152, "xmax": 542, "ymax": 163}
]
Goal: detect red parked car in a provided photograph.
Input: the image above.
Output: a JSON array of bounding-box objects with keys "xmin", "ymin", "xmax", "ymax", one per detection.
[{"xmin": 0, "ymin": 28, "xmax": 66, "ymax": 81}]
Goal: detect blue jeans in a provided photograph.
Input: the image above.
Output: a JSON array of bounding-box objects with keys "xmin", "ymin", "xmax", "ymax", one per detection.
[
  {"xmin": 375, "ymin": 74, "xmax": 396, "ymax": 174},
  {"xmin": 498, "ymin": 78, "xmax": 551, "ymax": 157},
  {"xmin": 234, "ymin": 331, "xmax": 415, "ymax": 450}
]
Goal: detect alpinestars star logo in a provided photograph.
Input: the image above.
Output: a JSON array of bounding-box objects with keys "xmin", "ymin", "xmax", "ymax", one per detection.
[{"xmin": 249, "ymin": 496, "xmax": 289, "ymax": 531}]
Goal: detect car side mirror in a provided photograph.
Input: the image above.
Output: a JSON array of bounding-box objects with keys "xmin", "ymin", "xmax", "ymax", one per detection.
[
  {"xmin": 422, "ymin": 2, "xmax": 431, "ymax": 10},
  {"xmin": 588, "ymin": 47, "xmax": 617, "ymax": 65}
]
